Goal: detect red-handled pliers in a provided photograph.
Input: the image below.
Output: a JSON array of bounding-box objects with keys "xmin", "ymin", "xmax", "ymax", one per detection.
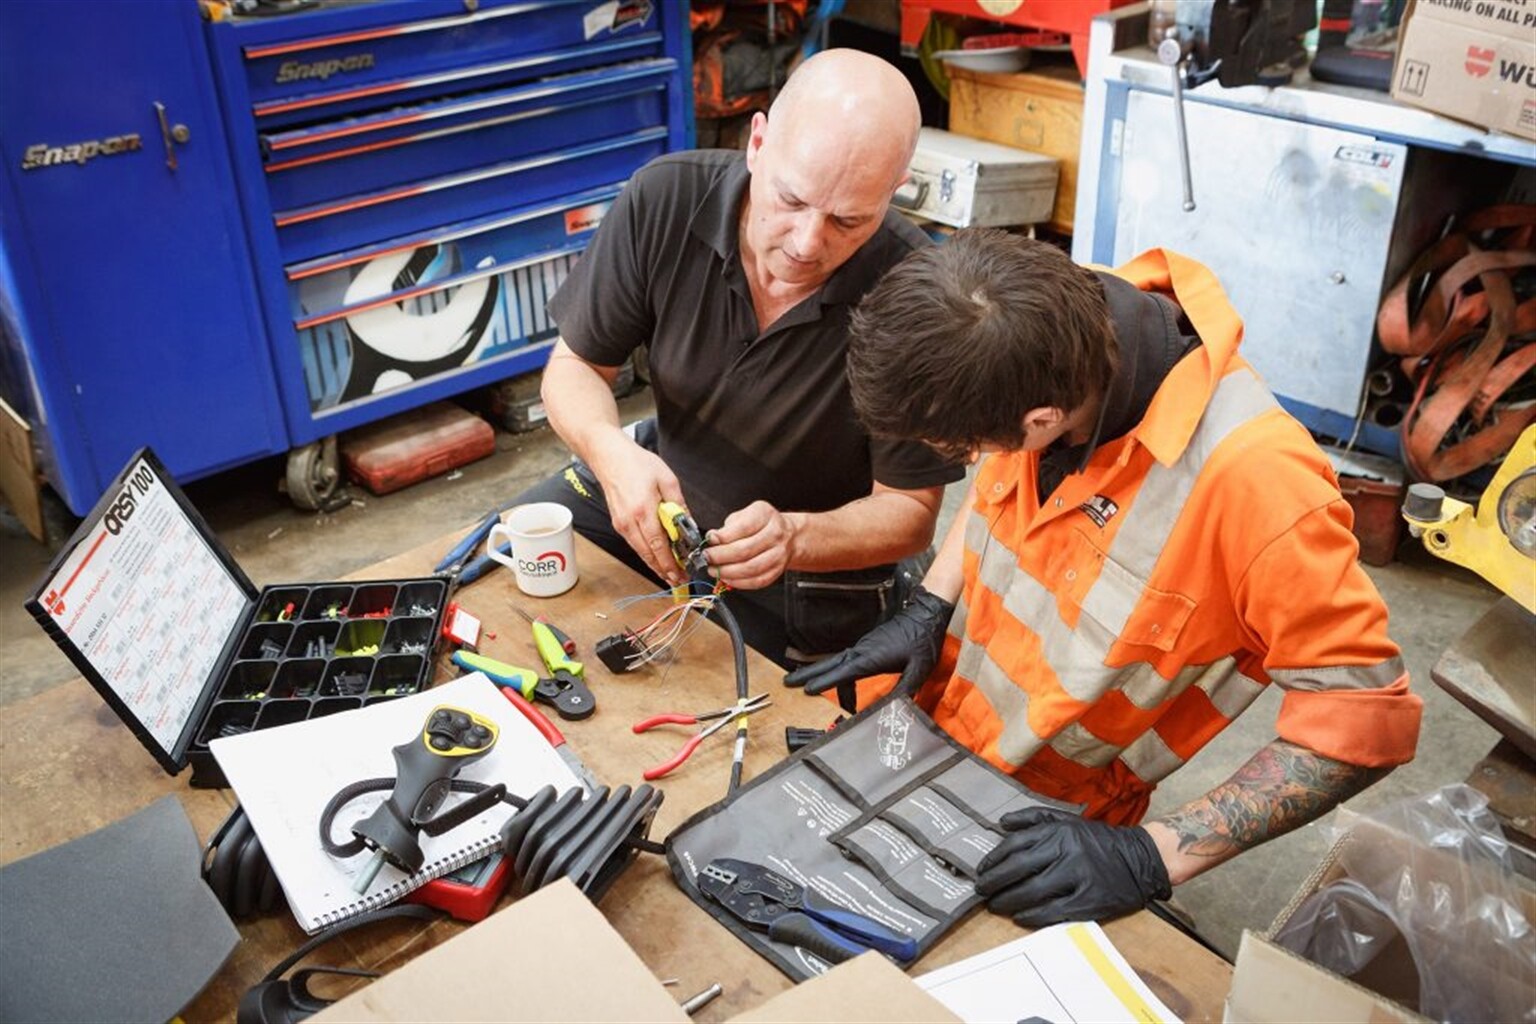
[{"xmin": 633, "ymin": 694, "xmax": 772, "ymax": 780}]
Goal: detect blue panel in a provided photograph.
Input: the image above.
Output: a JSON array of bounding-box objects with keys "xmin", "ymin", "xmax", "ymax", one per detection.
[
  {"xmin": 0, "ymin": 0, "xmax": 286, "ymax": 513},
  {"xmin": 1092, "ymin": 81, "xmax": 1131, "ymax": 267},
  {"xmin": 1277, "ymin": 396, "xmax": 1402, "ymax": 460}
]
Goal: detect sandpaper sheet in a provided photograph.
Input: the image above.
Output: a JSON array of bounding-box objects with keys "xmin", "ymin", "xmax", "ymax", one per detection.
[{"xmin": 0, "ymin": 795, "xmax": 238, "ymax": 1022}]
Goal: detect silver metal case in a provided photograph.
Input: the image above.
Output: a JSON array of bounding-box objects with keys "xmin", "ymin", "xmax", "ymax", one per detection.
[{"xmin": 899, "ymin": 127, "xmax": 1060, "ymax": 228}]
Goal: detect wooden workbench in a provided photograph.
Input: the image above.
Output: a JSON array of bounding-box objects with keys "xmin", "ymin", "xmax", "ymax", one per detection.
[{"xmin": 0, "ymin": 530, "xmax": 1232, "ymax": 1021}]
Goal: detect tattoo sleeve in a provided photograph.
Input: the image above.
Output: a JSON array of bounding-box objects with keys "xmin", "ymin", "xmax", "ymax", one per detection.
[{"xmin": 1153, "ymin": 739, "xmax": 1389, "ymax": 861}]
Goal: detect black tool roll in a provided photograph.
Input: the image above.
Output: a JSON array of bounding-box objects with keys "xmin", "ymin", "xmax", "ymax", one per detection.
[{"xmin": 666, "ymin": 695, "xmax": 1077, "ymax": 980}]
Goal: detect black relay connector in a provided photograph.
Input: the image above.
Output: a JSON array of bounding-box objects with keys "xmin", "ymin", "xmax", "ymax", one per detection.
[{"xmin": 596, "ymin": 631, "xmax": 647, "ymax": 674}]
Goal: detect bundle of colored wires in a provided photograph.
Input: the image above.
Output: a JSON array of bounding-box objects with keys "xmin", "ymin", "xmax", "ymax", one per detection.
[
  {"xmin": 615, "ymin": 577, "xmax": 751, "ymax": 792},
  {"xmin": 612, "ymin": 582, "xmax": 724, "ymax": 670}
]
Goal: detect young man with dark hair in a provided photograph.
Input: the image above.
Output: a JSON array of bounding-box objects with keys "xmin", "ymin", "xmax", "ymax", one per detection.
[{"xmin": 788, "ymin": 229, "xmax": 1422, "ymax": 930}]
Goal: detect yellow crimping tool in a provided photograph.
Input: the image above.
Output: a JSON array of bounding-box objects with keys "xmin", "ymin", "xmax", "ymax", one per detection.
[{"xmin": 658, "ymin": 501, "xmax": 709, "ymax": 600}]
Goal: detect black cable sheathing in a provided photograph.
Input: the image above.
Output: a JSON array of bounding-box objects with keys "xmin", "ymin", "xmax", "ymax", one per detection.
[{"xmin": 318, "ymin": 777, "xmax": 526, "ymax": 857}]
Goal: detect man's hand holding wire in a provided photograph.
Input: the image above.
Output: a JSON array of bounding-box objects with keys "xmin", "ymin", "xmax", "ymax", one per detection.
[
  {"xmin": 782, "ymin": 586, "xmax": 955, "ymax": 698},
  {"xmin": 702, "ymin": 501, "xmax": 802, "ymax": 590}
]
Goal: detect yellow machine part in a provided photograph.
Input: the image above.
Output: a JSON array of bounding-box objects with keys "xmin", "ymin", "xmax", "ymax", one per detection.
[{"xmin": 1404, "ymin": 425, "xmax": 1536, "ymax": 613}]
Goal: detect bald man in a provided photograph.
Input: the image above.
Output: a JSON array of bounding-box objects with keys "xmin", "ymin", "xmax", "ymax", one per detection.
[{"xmin": 515, "ymin": 50, "xmax": 964, "ymax": 669}]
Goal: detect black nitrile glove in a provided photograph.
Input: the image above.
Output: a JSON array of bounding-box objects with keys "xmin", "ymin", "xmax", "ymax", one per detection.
[
  {"xmin": 782, "ymin": 586, "xmax": 954, "ymax": 698},
  {"xmin": 975, "ymin": 808, "xmax": 1173, "ymax": 929}
]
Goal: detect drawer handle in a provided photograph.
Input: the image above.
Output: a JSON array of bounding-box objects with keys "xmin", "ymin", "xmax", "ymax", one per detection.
[
  {"xmin": 262, "ymin": 58, "xmax": 675, "ymax": 153},
  {"xmin": 273, "ymin": 128, "xmax": 664, "ymax": 229},
  {"xmin": 153, "ymin": 101, "xmax": 191, "ymax": 172},
  {"xmin": 243, "ymin": 2, "xmax": 549, "ymax": 60},
  {"xmin": 264, "ymin": 85, "xmax": 664, "ymax": 175},
  {"xmin": 252, "ymin": 33, "xmax": 658, "ymax": 119},
  {"xmin": 284, "ymin": 185, "xmax": 621, "ymax": 282}
]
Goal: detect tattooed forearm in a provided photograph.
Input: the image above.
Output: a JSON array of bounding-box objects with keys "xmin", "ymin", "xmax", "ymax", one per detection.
[{"xmin": 1152, "ymin": 739, "xmax": 1388, "ymax": 863}]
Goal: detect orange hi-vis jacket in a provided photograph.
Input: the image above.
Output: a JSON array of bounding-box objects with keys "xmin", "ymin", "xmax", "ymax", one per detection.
[{"xmin": 897, "ymin": 249, "xmax": 1422, "ymax": 824}]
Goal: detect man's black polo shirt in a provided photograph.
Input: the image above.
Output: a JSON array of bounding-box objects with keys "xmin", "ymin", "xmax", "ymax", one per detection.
[{"xmin": 547, "ymin": 150, "xmax": 963, "ymax": 532}]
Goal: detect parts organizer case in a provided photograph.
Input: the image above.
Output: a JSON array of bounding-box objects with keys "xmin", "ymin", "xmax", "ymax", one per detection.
[
  {"xmin": 667, "ymin": 696, "xmax": 1077, "ymax": 980},
  {"xmin": 25, "ymin": 448, "xmax": 451, "ymax": 788}
]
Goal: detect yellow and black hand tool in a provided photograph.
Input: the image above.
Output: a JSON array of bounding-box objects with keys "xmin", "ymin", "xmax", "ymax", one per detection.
[
  {"xmin": 658, "ymin": 500, "xmax": 710, "ymax": 600},
  {"xmin": 453, "ymin": 647, "xmax": 593, "ymax": 722},
  {"xmin": 529, "ymin": 619, "xmax": 595, "ymax": 719}
]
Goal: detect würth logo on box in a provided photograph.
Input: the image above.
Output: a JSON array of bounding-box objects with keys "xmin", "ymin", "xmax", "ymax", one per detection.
[{"xmin": 1463, "ymin": 44, "xmax": 1536, "ymax": 89}]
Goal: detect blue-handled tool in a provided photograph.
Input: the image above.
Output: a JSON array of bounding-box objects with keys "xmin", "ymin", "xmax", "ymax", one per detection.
[
  {"xmin": 457, "ymin": 541, "xmax": 511, "ymax": 586},
  {"xmin": 434, "ymin": 511, "xmax": 501, "ymax": 576},
  {"xmin": 696, "ymin": 858, "xmax": 918, "ymax": 964}
]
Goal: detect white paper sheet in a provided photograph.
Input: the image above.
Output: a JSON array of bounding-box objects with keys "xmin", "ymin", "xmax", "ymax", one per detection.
[{"xmin": 917, "ymin": 920, "xmax": 1182, "ymax": 1024}]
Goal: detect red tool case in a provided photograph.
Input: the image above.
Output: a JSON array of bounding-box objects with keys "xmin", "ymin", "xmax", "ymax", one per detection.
[{"xmin": 340, "ymin": 402, "xmax": 495, "ymax": 496}]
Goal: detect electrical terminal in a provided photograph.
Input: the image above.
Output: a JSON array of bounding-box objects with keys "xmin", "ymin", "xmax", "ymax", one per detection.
[{"xmin": 596, "ymin": 631, "xmax": 649, "ymax": 674}]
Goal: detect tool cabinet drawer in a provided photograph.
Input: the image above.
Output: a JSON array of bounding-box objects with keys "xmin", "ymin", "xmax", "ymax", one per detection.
[
  {"xmin": 285, "ymin": 186, "xmax": 618, "ymax": 414},
  {"xmin": 260, "ymin": 59, "xmax": 675, "ymax": 210},
  {"xmin": 271, "ymin": 127, "xmax": 664, "ymax": 263},
  {"xmin": 204, "ymin": 0, "xmax": 691, "ymax": 445},
  {"xmin": 240, "ymin": 0, "xmax": 664, "ymax": 113}
]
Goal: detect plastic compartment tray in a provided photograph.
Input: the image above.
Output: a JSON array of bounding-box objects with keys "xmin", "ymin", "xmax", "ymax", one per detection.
[{"xmin": 185, "ymin": 574, "xmax": 449, "ymax": 786}]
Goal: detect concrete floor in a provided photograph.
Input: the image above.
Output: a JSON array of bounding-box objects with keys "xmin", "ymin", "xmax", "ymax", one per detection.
[{"xmin": 0, "ymin": 385, "xmax": 1503, "ymax": 960}]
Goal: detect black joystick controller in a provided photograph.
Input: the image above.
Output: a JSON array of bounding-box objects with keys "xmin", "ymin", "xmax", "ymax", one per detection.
[{"xmin": 349, "ymin": 705, "xmax": 499, "ymax": 893}]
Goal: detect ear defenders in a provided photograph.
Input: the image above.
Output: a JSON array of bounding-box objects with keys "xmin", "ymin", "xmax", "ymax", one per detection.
[{"xmin": 203, "ymin": 805, "xmax": 283, "ymax": 919}]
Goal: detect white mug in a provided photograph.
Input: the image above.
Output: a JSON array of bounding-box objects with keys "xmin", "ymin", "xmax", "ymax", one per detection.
[{"xmin": 486, "ymin": 503, "xmax": 578, "ymax": 597}]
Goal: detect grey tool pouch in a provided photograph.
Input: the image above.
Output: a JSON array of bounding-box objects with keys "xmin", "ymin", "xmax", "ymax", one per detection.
[{"xmin": 665, "ymin": 695, "xmax": 1078, "ymax": 980}]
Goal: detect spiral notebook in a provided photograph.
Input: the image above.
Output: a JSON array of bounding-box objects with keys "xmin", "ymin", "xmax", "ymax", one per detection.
[{"xmin": 210, "ymin": 673, "xmax": 582, "ymax": 933}]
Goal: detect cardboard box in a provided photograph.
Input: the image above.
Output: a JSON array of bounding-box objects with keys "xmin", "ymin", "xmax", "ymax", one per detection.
[
  {"xmin": 1224, "ymin": 931, "xmax": 1427, "ymax": 1024},
  {"xmin": 1225, "ymin": 816, "xmax": 1536, "ymax": 1023},
  {"xmin": 1391, "ymin": 0, "xmax": 1536, "ymax": 141},
  {"xmin": 315, "ymin": 879, "xmax": 961, "ymax": 1022}
]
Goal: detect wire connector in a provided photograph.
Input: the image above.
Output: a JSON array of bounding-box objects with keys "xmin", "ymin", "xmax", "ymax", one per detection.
[{"xmin": 596, "ymin": 631, "xmax": 648, "ymax": 674}]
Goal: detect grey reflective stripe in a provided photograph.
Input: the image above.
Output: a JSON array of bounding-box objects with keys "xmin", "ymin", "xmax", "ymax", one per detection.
[
  {"xmin": 1268, "ymin": 657, "xmax": 1406, "ymax": 693},
  {"xmin": 963, "ymin": 507, "xmax": 992, "ymax": 557},
  {"xmin": 1088, "ymin": 369, "xmax": 1280, "ymax": 631},
  {"xmin": 955, "ymin": 637, "xmax": 1044, "ymax": 766},
  {"xmin": 1045, "ymin": 657, "xmax": 1243, "ymax": 768},
  {"xmin": 947, "ymin": 591, "xmax": 969, "ymax": 643},
  {"xmin": 1020, "ymin": 586, "xmax": 1130, "ymax": 704},
  {"xmin": 1120, "ymin": 728, "xmax": 1185, "ymax": 783},
  {"xmin": 1050, "ymin": 722, "xmax": 1120, "ymax": 768},
  {"xmin": 1121, "ymin": 656, "xmax": 1239, "ymax": 710},
  {"xmin": 1078, "ymin": 554, "xmax": 1143, "ymax": 643},
  {"xmin": 976, "ymin": 529, "xmax": 1021, "ymax": 598},
  {"xmin": 1197, "ymin": 660, "xmax": 1267, "ymax": 719}
]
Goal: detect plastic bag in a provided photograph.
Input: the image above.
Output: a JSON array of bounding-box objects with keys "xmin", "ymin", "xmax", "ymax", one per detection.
[{"xmin": 1272, "ymin": 784, "xmax": 1536, "ymax": 1022}]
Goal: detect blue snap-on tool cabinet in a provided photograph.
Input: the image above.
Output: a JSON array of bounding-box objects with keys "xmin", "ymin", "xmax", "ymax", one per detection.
[{"xmin": 0, "ymin": 0, "xmax": 692, "ymax": 515}]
